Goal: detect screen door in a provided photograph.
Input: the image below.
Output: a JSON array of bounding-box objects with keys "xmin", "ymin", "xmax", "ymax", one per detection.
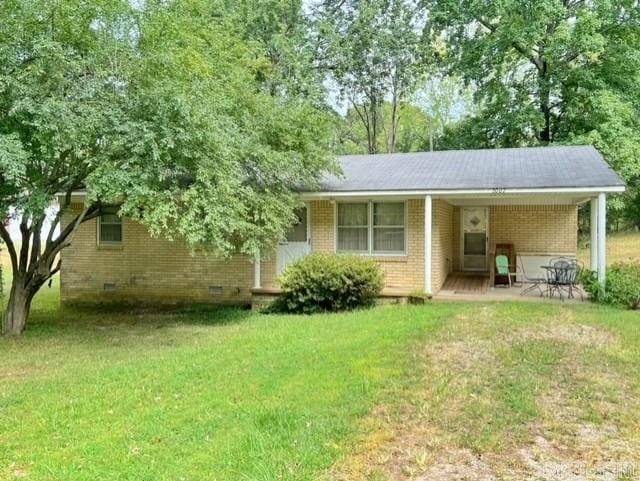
[
  {"xmin": 462, "ymin": 207, "xmax": 489, "ymax": 271},
  {"xmin": 277, "ymin": 207, "xmax": 311, "ymax": 275}
]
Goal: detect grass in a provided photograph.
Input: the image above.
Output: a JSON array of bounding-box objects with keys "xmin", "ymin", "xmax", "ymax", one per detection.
[
  {"xmin": 0, "ymin": 234, "xmax": 638, "ymax": 480},
  {"xmin": 330, "ymin": 303, "xmax": 640, "ymax": 480},
  {"xmin": 0, "ymin": 282, "xmax": 467, "ymax": 481},
  {"xmin": 578, "ymin": 230, "xmax": 640, "ymax": 266},
  {"xmin": 2, "ymin": 294, "xmax": 640, "ymax": 480}
]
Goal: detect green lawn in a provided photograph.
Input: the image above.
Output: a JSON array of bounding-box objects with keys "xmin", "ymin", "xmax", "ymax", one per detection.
[
  {"xmin": 0, "ymin": 282, "xmax": 466, "ymax": 481},
  {"xmin": 1, "ymin": 238, "xmax": 639, "ymax": 480}
]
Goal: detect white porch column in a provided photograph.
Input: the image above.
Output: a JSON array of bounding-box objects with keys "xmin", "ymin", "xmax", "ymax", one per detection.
[
  {"xmin": 253, "ymin": 250, "xmax": 261, "ymax": 289},
  {"xmin": 590, "ymin": 197, "xmax": 598, "ymax": 271},
  {"xmin": 424, "ymin": 195, "xmax": 433, "ymax": 296},
  {"xmin": 597, "ymin": 193, "xmax": 607, "ymax": 284}
]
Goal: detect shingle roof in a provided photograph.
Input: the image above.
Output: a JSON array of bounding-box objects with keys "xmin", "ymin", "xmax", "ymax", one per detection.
[{"xmin": 313, "ymin": 146, "xmax": 625, "ymax": 192}]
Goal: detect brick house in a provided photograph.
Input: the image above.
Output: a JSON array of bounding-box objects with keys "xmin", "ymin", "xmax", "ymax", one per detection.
[{"xmin": 60, "ymin": 145, "xmax": 625, "ymax": 305}]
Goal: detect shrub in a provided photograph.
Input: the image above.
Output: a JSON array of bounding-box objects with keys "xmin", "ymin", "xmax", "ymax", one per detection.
[
  {"xmin": 271, "ymin": 253, "xmax": 384, "ymax": 313},
  {"xmin": 582, "ymin": 264, "xmax": 640, "ymax": 309}
]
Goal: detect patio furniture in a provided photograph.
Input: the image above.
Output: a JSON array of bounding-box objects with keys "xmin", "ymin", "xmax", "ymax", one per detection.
[
  {"xmin": 563, "ymin": 259, "xmax": 584, "ymax": 301},
  {"xmin": 541, "ymin": 258, "xmax": 584, "ymax": 301},
  {"xmin": 495, "ymin": 255, "xmax": 516, "ymax": 288},
  {"xmin": 494, "ymin": 243, "xmax": 515, "ymax": 286},
  {"xmin": 518, "ymin": 256, "xmax": 547, "ymax": 296}
]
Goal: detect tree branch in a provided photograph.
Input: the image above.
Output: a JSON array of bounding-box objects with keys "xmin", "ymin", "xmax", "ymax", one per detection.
[
  {"xmin": 40, "ymin": 203, "xmax": 100, "ymax": 273},
  {"xmin": 0, "ymin": 222, "xmax": 18, "ymax": 273},
  {"xmin": 28, "ymin": 216, "xmax": 45, "ymax": 273},
  {"xmin": 18, "ymin": 218, "xmax": 31, "ymax": 274},
  {"xmin": 476, "ymin": 17, "xmax": 544, "ymax": 73}
]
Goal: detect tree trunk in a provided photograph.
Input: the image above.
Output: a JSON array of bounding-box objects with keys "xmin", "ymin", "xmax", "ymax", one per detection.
[
  {"xmin": 2, "ymin": 280, "xmax": 34, "ymax": 336},
  {"xmin": 538, "ymin": 61, "xmax": 552, "ymax": 143}
]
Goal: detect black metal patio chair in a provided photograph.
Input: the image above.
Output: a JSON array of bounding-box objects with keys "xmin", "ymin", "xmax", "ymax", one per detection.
[{"xmin": 518, "ymin": 256, "xmax": 546, "ymax": 297}]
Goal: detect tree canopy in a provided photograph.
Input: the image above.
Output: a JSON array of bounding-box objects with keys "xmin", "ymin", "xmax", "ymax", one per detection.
[
  {"xmin": 0, "ymin": 0, "xmax": 335, "ymax": 334},
  {"xmin": 423, "ymin": 0, "xmax": 640, "ymax": 223}
]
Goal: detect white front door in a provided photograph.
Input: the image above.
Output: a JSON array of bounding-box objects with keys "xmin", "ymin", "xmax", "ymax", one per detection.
[
  {"xmin": 277, "ymin": 207, "xmax": 311, "ymax": 275},
  {"xmin": 462, "ymin": 207, "xmax": 489, "ymax": 271}
]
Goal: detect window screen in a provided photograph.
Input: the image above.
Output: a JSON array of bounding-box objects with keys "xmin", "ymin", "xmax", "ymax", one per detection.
[{"xmin": 337, "ymin": 202, "xmax": 406, "ymax": 254}]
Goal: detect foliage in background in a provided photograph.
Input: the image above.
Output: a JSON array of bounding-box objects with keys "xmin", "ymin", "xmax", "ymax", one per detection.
[
  {"xmin": 0, "ymin": 0, "xmax": 335, "ymax": 334},
  {"xmin": 334, "ymin": 75, "xmax": 475, "ymax": 155},
  {"xmin": 335, "ymin": 102, "xmax": 431, "ymax": 154},
  {"xmin": 424, "ymin": 0, "xmax": 640, "ymax": 228},
  {"xmin": 413, "ymin": 75, "xmax": 475, "ymax": 152},
  {"xmin": 0, "ymin": 239, "xmax": 3, "ymax": 297},
  {"xmin": 582, "ymin": 264, "xmax": 640, "ymax": 310},
  {"xmin": 313, "ymin": 0, "xmax": 428, "ymax": 154},
  {"xmin": 270, "ymin": 253, "xmax": 384, "ymax": 314}
]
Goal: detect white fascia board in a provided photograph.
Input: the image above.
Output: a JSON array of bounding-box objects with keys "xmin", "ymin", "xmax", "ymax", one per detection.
[{"xmin": 298, "ymin": 185, "xmax": 626, "ymax": 199}]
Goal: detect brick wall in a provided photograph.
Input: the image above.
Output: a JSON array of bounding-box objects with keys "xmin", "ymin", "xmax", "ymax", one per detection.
[
  {"xmin": 489, "ymin": 205, "xmax": 578, "ymax": 255},
  {"xmin": 60, "ymin": 201, "xmax": 578, "ymax": 303},
  {"xmin": 276, "ymin": 199, "xmax": 426, "ymax": 292},
  {"xmin": 452, "ymin": 206, "xmax": 461, "ymax": 271},
  {"xmin": 431, "ymin": 200, "xmax": 454, "ymax": 293},
  {"xmin": 60, "ymin": 205, "xmax": 254, "ymax": 304},
  {"xmin": 450, "ymin": 204, "xmax": 578, "ymax": 273}
]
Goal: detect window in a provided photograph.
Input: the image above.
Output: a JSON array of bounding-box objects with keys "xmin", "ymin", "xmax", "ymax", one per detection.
[
  {"xmin": 337, "ymin": 202, "xmax": 405, "ymax": 254},
  {"xmin": 98, "ymin": 206, "xmax": 123, "ymax": 244},
  {"xmin": 337, "ymin": 203, "xmax": 369, "ymax": 252},
  {"xmin": 373, "ymin": 202, "xmax": 405, "ymax": 253}
]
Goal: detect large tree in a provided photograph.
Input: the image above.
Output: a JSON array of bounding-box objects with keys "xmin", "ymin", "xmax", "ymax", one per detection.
[
  {"xmin": 424, "ymin": 0, "xmax": 640, "ymax": 221},
  {"xmin": 313, "ymin": 0, "xmax": 428, "ymax": 154},
  {"xmin": 0, "ymin": 0, "xmax": 334, "ymax": 335}
]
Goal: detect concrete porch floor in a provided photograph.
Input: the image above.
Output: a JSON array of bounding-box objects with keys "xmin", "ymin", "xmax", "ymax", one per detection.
[{"xmin": 436, "ymin": 272, "xmax": 589, "ymax": 303}]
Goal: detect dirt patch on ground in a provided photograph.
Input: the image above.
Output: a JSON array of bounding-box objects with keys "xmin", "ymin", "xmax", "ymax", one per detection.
[
  {"xmin": 326, "ymin": 306, "xmax": 640, "ymax": 481},
  {"xmin": 514, "ymin": 322, "xmax": 618, "ymax": 349},
  {"xmin": 415, "ymin": 449, "xmax": 497, "ymax": 481}
]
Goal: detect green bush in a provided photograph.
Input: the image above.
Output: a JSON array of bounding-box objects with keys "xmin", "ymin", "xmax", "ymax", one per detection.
[
  {"xmin": 270, "ymin": 253, "xmax": 384, "ymax": 314},
  {"xmin": 582, "ymin": 264, "xmax": 640, "ymax": 309}
]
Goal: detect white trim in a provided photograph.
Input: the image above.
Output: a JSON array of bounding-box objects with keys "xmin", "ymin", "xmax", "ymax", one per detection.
[
  {"xmin": 424, "ymin": 195, "xmax": 432, "ymax": 296},
  {"xmin": 590, "ymin": 198, "xmax": 598, "ymax": 271},
  {"xmin": 597, "ymin": 193, "xmax": 607, "ymax": 283},
  {"xmin": 300, "ymin": 186, "xmax": 625, "ymax": 199}
]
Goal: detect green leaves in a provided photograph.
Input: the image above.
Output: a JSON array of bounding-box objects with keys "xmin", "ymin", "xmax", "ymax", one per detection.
[
  {"xmin": 313, "ymin": 0, "xmax": 429, "ymax": 154},
  {"xmin": 425, "ymin": 0, "xmax": 640, "ymax": 224},
  {"xmin": 0, "ymin": 0, "xmax": 335, "ymax": 255},
  {"xmin": 273, "ymin": 253, "xmax": 384, "ymax": 313}
]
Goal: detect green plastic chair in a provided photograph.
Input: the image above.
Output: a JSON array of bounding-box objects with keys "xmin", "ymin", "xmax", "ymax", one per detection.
[{"xmin": 495, "ymin": 255, "xmax": 513, "ymax": 287}]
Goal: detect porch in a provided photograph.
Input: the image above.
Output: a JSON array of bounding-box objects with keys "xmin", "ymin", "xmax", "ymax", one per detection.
[
  {"xmin": 436, "ymin": 272, "xmax": 589, "ymax": 303},
  {"xmin": 428, "ymin": 191, "xmax": 609, "ymax": 297}
]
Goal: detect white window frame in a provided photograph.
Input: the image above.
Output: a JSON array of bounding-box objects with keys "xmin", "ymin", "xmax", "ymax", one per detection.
[
  {"xmin": 97, "ymin": 207, "xmax": 124, "ymax": 246},
  {"xmin": 335, "ymin": 200, "xmax": 407, "ymax": 256}
]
